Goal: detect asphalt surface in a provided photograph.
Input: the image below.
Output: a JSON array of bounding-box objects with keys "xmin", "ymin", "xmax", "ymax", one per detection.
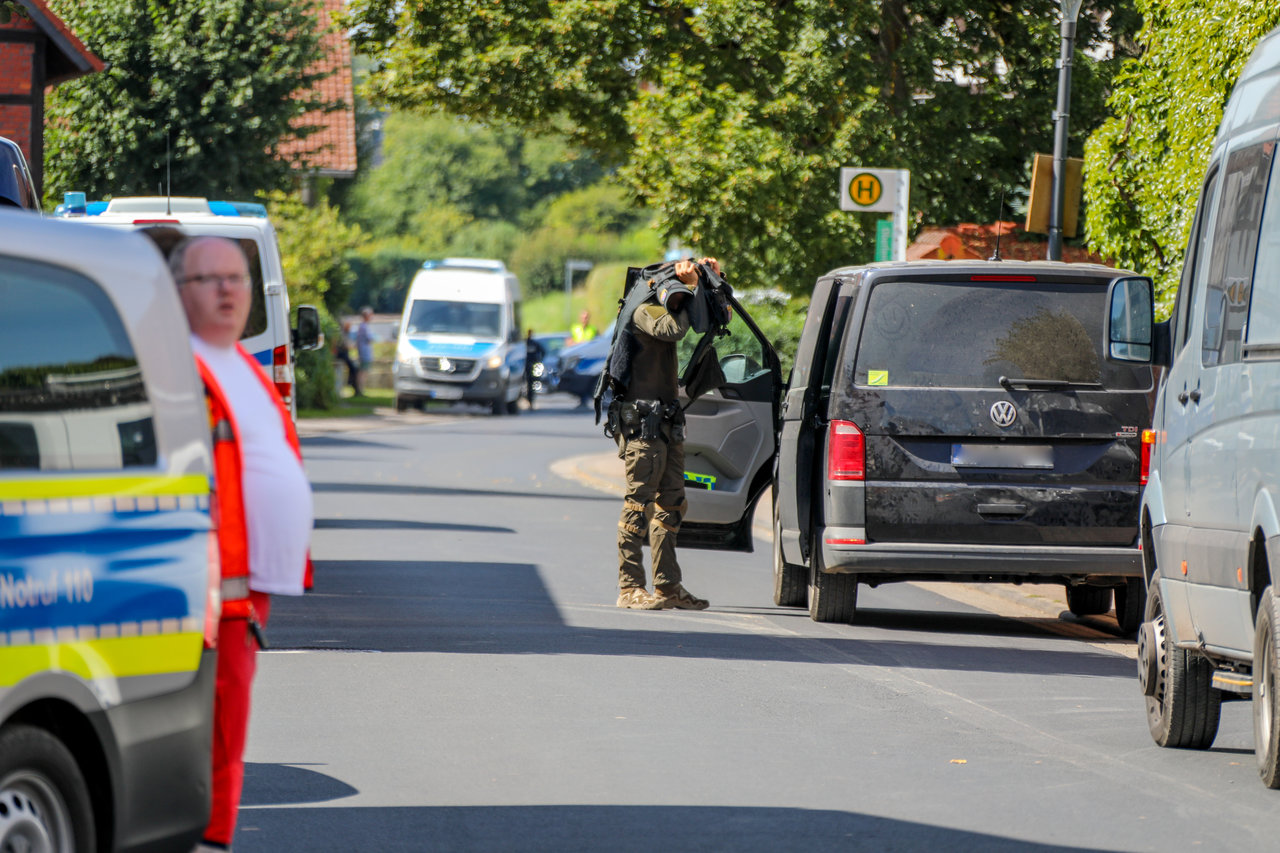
[{"xmin": 231, "ymin": 395, "xmax": 1278, "ymax": 852}]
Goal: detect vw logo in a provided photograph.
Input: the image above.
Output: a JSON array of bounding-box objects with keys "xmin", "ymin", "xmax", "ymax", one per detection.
[{"xmin": 990, "ymin": 400, "xmax": 1017, "ymax": 428}]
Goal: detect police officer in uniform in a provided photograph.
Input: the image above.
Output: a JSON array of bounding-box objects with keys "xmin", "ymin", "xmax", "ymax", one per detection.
[{"xmin": 612, "ymin": 257, "xmax": 720, "ymax": 610}]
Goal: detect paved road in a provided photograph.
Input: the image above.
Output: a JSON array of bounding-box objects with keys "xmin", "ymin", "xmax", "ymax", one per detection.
[{"xmin": 235, "ymin": 397, "xmax": 1280, "ymax": 851}]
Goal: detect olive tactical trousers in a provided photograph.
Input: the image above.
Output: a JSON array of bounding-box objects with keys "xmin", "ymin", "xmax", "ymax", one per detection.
[{"xmin": 616, "ymin": 434, "xmax": 688, "ymax": 592}]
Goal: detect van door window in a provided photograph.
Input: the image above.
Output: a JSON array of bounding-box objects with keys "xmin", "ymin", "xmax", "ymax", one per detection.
[
  {"xmin": 0, "ymin": 257, "xmax": 157, "ymax": 470},
  {"xmin": 236, "ymin": 238, "xmax": 268, "ymax": 339},
  {"xmin": 1202, "ymin": 141, "xmax": 1274, "ymax": 366},
  {"xmin": 1175, "ymin": 170, "xmax": 1221, "ymax": 353},
  {"xmin": 1245, "ymin": 149, "xmax": 1280, "ymax": 346}
]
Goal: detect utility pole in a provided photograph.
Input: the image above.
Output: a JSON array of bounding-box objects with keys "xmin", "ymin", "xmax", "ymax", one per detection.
[{"xmin": 1048, "ymin": 0, "xmax": 1083, "ymax": 261}]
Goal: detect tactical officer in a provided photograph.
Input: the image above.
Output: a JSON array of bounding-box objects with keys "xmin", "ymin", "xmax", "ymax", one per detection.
[{"xmin": 612, "ymin": 257, "xmax": 721, "ymax": 610}]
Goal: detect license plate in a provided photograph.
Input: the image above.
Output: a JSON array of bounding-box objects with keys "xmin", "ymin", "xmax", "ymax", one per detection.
[
  {"xmin": 426, "ymin": 387, "xmax": 463, "ymax": 400},
  {"xmin": 951, "ymin": 443, "xmax": 1053, "ymax": 469}
]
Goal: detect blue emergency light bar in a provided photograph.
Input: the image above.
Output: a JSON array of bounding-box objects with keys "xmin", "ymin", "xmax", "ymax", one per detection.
[{"xmin": 53, "ymin": 193, "xmax": 268, "ymax": 218}]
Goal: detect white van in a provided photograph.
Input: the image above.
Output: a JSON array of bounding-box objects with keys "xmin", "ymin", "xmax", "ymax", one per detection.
[
  {"xmin": 393, "ymin": 258, "xmax": 525, "ymax": 415},
  {"xmin": 53, "ymin": 195, "xmax": 321, "ymax": 414}
]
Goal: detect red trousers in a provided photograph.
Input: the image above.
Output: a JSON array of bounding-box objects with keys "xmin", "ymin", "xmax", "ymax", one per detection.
[{"xmin": 204, "ymin": 590, "xmax": 271, "ymax": 846}]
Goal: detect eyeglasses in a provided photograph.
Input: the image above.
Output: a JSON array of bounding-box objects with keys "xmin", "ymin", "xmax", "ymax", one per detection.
[{"xmin": 180, "ymin": 273, "xmax": 251, "ymax": 289}]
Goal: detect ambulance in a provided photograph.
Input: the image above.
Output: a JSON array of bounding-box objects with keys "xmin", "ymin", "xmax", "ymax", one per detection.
[{"xmin": 1, "ymin": 210, "xmax": 218, "ymax": 851}]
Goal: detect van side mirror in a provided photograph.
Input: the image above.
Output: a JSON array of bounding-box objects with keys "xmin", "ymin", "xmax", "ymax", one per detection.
[
  {"xmin": 1105, "ymin": 276, "xmax": 1155, "ymax": 363},
  {"xmin": 293, "ymin": 305, "xmax": 323, "ymax": 352}
]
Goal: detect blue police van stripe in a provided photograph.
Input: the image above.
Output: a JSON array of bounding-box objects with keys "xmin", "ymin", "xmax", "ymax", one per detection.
[
  {"xmin": 252, "ymin": 348, "xmax": 271, "ymax": 365},
  {"xmin": 405, "ymin": 339, "xmax": 497, "ymax": 358}
]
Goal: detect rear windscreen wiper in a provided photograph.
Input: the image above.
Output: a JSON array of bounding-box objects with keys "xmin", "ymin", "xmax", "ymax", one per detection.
[{"xmin": 999, "ymin": 375, "xmax": 1104, "ymax": 391}]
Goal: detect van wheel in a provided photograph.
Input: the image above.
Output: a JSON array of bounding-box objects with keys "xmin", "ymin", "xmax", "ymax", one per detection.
[
  {"xmin": 505, "ymin": 397, "xmax": 520, "ymax": 415},
  {"xmin": 771, "ymin": 497, "xmax": 806, "ymax": 608},
  {"xmin": 1253, "ymin": 587, "xmax": 1280, "ymax": 787},
  {"xmin": 490, "ymin": 399, "xmax": 505, "ymax": 416},
  {"xmin": 808, "ymin": 544, "xmax": 857, "ymax": 624},
  {"xmin": 0, "ymin": 725, "xmax": 96, "ymax": 853},
  {"xmin": 1114, "ymin": 578, "xmax": 1145, "ymax": 635},
  {"xmin": 1142, "ymin": 570, "xmax": 1220, "ymax": 749},
  {"xmin": 395, "ymin": 395, "xmax": 410, "ymax": 412},
  {"xmin": 1065, "ymin": 584, "xmax": 1112, "ymax": 616}
]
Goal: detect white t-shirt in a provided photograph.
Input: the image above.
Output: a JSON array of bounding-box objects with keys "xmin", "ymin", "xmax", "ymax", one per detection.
[{"xmin": 192, "ymin": 336, "xmax": 313, "ymax": 596}]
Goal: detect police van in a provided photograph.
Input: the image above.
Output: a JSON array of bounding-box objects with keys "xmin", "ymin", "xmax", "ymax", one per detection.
[
  {"xmin": 1, "ymin": 210, "xmax": 218, "ymax": 851},
  {"xmin": 392, "ymin": 258, "xmax": 526, "ymax": 415},
  {"xmin": 54, "ymin": 194, "xmax": 319, "ymax": 414}
]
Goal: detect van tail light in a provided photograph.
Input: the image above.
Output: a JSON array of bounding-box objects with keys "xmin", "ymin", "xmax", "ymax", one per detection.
[
  {"xmin": 828, "ymin": 420, "xmax": 866, "ymax": 481},
  {"xmin": 204, "ymin": 529, "xmax": 222, "ymax": 649},
  {"xmin": 1140, "ymin": 429, "xmax": 1155, "ymax": 486},
  {"xmin": 272, "ymin": 344, "xmax": 293, "ymax": 409}
]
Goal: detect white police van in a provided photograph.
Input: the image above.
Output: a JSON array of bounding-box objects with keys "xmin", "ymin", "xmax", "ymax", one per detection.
[
  {"xmin": 1, "ymin": 209, "xmax": 218, "ymax": 851},
  {"xmin": 54, "ymin": 194, "xmax": 320, "ymax": 414},
  {"xmin": 393, "ymin": 258, "xmax": 526, "ymax": 415}
]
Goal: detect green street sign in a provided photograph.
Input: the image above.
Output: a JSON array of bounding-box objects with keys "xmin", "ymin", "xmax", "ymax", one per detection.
[{"xmin": 874, "ymin": 219, "xmax": 894, "ymax": 261}]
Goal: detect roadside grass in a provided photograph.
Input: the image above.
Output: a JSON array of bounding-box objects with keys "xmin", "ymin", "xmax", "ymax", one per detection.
[{"xmin": 299, "ymin": 387, "xmax": 394, "ymax": 419}]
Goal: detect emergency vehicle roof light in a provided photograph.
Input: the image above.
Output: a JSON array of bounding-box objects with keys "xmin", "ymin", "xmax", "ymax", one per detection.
[{"xmin": 423, "ymin": 258, "xmax": 507, "ymax": 272}]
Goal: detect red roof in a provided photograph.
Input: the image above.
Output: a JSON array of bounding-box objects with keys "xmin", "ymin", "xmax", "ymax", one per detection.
[
  {"xmin": 11, "ymin": 0, "xmax": 104, "ymax": 85},
  {"xmin": 907, "ymin": 222, "xmax": 1111, "ymax": 265},
  {"xmin": 279, "ymin": 0, "xmax": 356, "ymax": 176}
]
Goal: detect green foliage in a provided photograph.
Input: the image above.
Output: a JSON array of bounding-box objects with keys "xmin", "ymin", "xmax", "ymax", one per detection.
[
  {"xmin": 345, "ymin": 243, "xmax": 429, "ymax": 313},
  {"xmin": 43, "ymin": 0, "xmax": 329, "ymax": 202},
  {"xmin": 348, "ymin": 0, "xmax": 1139, "ymax": 293},
  {"xmin": 1083, "ymin": 0, "xmax": 1279, "ymax": 316},
  {"xmin": 266, "ymin": 191, "xmax": 367, "ymax": 410}
]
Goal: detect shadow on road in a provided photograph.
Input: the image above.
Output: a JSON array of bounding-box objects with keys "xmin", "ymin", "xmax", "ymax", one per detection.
[
  {"xmin": 240, "ymin": 762, "xmax": 358, "ymax": 806},
  {"xmin": 314, "ymin": 518, "xmax": 515, "ymax": 534},
  {"xmin": 234, "ymin": 802, "xmax": 1121, "ymax": 853},
  {"xmin": 267, "ymin": 560, "xmax": 1133, "ymax": 680},
  {"xmin": 308, "ymin": 481, "xmax": 615, "ymax": 503}
]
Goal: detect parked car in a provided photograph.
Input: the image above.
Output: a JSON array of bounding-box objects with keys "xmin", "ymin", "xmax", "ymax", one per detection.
[
  {"xmin": 530, "ymin": 332, "xmax": 570, "ymax": 395},
  {"xmin": 1, "ymin": 210, "xmax": 219, "ymax": 851},
  {"xmin": 1103, "ymin": 24, "xmax": 1280, "ymax": 786},
  {"xmin": 0, "ymin": 136, "xmax": 38, "ymax": 210},
  {"xmin": 556, "ymin": 322, "xmax": 614, "ymax": 406},
  {"xmin": 676, "ymin": 260, "xmax": 1154, "ymax": 630}
]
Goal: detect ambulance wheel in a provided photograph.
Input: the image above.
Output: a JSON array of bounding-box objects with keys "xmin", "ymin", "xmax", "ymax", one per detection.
[
  {"xmin": 808, "ymin": 544, "xmax": 857, "ymax": 624},
  {"xmin": 1065, "ymin": 584, "xmax": 1112, "ymax": 616},
  {"xmin": 772, "ymin": 496, "xmax": 806, "ymax": 608},
  {"xmin": 0, "ymin": 725, "xmax": 96, "ymax": 853},
  {"xmin": 1143, "ymin": 571, "xmax": 1220, "ymax": 749},
  {"xmin": 1253, "ymin": 586, "xmax": 1280, "ymax": 787}
]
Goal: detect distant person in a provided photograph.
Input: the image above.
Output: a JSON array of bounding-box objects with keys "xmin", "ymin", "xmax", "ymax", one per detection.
[
  {"xmin": 336, "ymin": 321, "xmax": 361, "ymax": 396},
  {"xmin": 524, "ymin": 329, "xmax": 545, "ymax": 409},
  {"xmin": 356, "ymin": 306, "xmax": 376, "ymax": 391},
  {"xmin": 571, "ymin": 310, "xmax": 598, "ymax": 343},
  {"xmin": 170, "ymin": 236, "xmax": 313, "ymax": 853}
]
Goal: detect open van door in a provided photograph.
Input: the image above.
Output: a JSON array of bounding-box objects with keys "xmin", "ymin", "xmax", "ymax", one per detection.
[{"xmin": 677, "ymin": 293, "xmax": 783, "ymax": 551}]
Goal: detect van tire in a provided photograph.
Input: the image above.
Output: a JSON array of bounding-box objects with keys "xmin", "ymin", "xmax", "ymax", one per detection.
[
  {"xmin": 0, "ymin": 724, "xmax": 96, "ymax": 853},
  {"xmin": 1114, "ymin": 578, "xmax": 1145, "ymax": 635},
  {"xmin": 772, "ymin": 497, "xmax": 806, "ymax": 607},
  {"xmin": 808, "ymin": 545, "xmax": 857, "ymax": 624},
  {"xmin": 1144, "ymin": 570, "xmax": 1220, "ymax": 749},
  {"xmin": 1065, "ymin": 584, "xmax": 1112, "ymax": 616},
  {"xmin": 490, "ymin": 399, "xmax": 505, "ymax": 416},
  {"xmin": 1253, "ymin": 587, "xmax": 1280, "ymax": 787},
  {"xmin": 395, "ymin": 395, "xmax": 410, "ymax": 412},
  {"xmin": 505, "ymin": 397, "xmax": 520, "ymax": 415}
]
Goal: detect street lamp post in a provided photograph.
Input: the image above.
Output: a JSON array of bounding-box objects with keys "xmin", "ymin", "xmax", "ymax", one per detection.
[
  {"xmin": 564, "ymin": 259, "xmax": 593, "ymax": 329},
  {"xmin": 1048, "ymin": 0, "xmax": 1083, "ymax": 262}
]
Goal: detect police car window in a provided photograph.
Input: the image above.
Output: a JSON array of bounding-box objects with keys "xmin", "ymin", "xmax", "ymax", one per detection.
[
  {"xmin": 1245, "ymin": 150, "xmax": 1280, "ymax": 345},
  {"xmin": 0, "ymin": 257, "xmax": 157, "ymax": 470},
  {"xmin": 238, "ymin": 238, "xmax": 268, "ymax": 340},
  {"xmin": 1203, "ymin": 141, "xmax": 1273, "ymax": 366}
]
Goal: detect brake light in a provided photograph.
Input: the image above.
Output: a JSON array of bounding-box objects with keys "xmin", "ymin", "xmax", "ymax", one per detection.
[
  {"xmin": 204, "ymin": 529, "xmax": 221, "ymax": 649},
  {"xmin": 1140, "ymin": 429, "xmax": 1155, "ymax": 486},
  {"xmin": 272, "ymin": 344, "xmax": 293, "ymax": 409},
  {"xmin": 970, "ymin": 275, "xmax": 1038, "ymax": 282},
  {"xmin": 827, "ymin": 420, "xmax": 866, "ymax": 481},
  {"xmin": 825, "ymin": 537, "xmax": 867, "ymax": 545}
]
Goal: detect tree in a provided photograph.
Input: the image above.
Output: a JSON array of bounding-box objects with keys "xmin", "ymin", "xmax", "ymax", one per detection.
[
  {"xmin": 43, "ymin": 0, "xmax": 328, "ymax": 201},
  {"xmin": 1083, "ymin": 0, "xmax": 1279, "ymax": 314},
  {"xmin": 347, "ymin": 0, "xmax": 1139, "ymax": 291}
]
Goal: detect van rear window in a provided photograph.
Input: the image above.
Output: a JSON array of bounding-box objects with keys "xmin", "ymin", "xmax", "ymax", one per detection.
[
  {"xmin": 406, "ymin": 300, "xmax": 502, "ymax": 338},
  {"xmin": 852, "ymin": 280, "xmax": 1150, "ymax": 390}
]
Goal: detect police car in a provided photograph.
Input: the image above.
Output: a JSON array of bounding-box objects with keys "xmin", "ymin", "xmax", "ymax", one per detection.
[
  {"xmin": 1, "ymin": 210, "xmax": 218, "ymax": 851},
  {"xmin": 53, "ymin": 193, "xmax": 320, "ymax": 414}
]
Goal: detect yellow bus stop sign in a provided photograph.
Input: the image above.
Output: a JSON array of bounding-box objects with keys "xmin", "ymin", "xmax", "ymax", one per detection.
[{"xmin": 848, "ymin": 173, "xmax": 883, "ymax": 207}]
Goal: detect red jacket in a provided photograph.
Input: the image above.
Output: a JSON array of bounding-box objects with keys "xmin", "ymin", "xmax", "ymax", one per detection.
[{"xmin": 197, "ymin": 344, "xmax": 313, "ymax": 620}]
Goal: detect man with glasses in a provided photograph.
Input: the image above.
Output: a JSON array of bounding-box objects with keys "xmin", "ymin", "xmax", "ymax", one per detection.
[{"xmin": 171, "ymin": 236, "xmax": 313, "ymax": 853}]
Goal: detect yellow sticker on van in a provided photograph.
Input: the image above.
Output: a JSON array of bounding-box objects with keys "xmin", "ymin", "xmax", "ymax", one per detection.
[{"xmin": 868, "ymin": 370, "xmax": 888, "ymax": 386}]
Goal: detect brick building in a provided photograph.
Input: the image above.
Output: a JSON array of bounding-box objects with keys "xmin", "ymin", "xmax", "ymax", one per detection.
[
  {"xmin": 281, "ymin": 0, "xmax": 357, "ymax": 184},
  {"xmin": 0, "ymin": 0, "xmax": 102, "ymax": 196}
]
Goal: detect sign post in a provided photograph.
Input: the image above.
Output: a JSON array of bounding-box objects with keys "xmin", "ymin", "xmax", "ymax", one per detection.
[{"xmin": 839, "ymin": 167, "xmax": 910, "ymax": 262}]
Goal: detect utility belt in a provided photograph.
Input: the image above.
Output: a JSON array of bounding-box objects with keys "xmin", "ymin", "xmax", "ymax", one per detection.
[{"xmin": 606, "ymin": 398, "xmax": 685, "ymax": 442}]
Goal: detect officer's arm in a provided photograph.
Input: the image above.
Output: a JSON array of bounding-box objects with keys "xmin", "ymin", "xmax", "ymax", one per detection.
[{"xmin": 633, "ymin": 303, "xmax": 690, "ymax": 341}]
